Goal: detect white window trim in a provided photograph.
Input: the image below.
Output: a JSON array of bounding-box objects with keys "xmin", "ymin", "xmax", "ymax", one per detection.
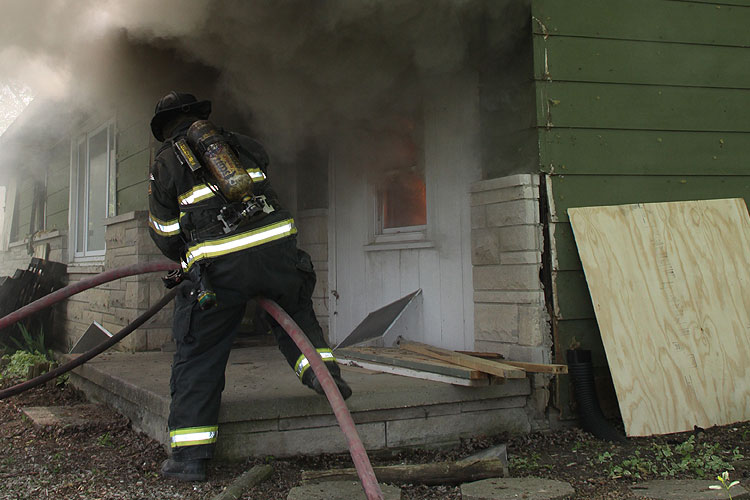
[
  {"xmin": 68, "ymin": 118, "xmax": 116, "ymax": 261},
  {"xmin": 368, "ymin": 170, "xmax": 432, "ymax": 249}
]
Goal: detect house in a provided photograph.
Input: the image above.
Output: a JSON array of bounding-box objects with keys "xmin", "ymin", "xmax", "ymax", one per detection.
[{"xmin": 1, "ymin": 0, "xmax": 748, "ymax": 451}]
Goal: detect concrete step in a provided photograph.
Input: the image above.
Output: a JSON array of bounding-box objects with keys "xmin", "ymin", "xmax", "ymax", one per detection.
[{"xmin": 69, "ymin": 347, "xmax": 532, "ymax": 460}]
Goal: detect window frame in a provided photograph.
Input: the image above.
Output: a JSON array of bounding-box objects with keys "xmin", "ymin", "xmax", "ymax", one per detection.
[{"xmin": 69, "ymin": 118, "xmax": 116, "ymax": 261}]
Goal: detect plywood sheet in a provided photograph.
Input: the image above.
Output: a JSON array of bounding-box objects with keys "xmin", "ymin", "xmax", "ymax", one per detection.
[{"xmin": 568, "ymin": 198, "xmax": 750, "ymax": 436}]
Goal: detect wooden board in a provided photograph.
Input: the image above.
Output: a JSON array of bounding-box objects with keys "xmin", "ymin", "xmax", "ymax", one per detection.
[
  {"xmin": 568, "ymin": 198, "xmax": 750, "ymax": 436},
  {"xmin": 335, "ymin": 347, "xmax": 484, "ymax": 380},
  {"xmin": 399, "ymin": 342, "xmax": 526, "ymax": 379},
  {"xmin": 336, "ymin": 358, "xmax": 490, "ymax": 387}
]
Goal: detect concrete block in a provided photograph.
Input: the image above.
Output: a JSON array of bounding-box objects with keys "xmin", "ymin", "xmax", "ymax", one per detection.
[
  {"xmin": 301, "ymin": 243, "xmax": 327, "ymax": 263},
  {"xmin": 470, "ymin": 174, "xmax": 537, "ymax": 193},
  {"xmin": 218, "ymin": 418, "xmax": 279, "ymax": 435},
  {"xmin": 105, "ymin": 224, "xmax": 127, "ymax": 248},
  {"xmin": 474, "ymin": 290, "xmax": 545, "ymax": 305},
  {"xmin": 472, "ymin": 228, "xmax": 501, "ymax": 265},
  {"xmin": 279, "ymin": 413, "xmax": 338, "ymax": 431},
  {"xmin": 296, "ymin": 215, "xmax": 328, "ymax": 245},
  {"xmin": 216, "ymin": 421, "xmax": 385, "ymax": 460},
  {"xmin": 473, "ymin": 264, "xmax": 541, "ymax": 291},
  {"xmin": 508, "ymin": 345, "xmax": 551, "ymax": 365},
  {"xmin": 461, "ymin": 396, "xmax": 527, "ymax": 413},
  {"xmin": 500, "ymin": 251, "xmax": 541, "ymax": 265},
  {"xmin": 470, "ymin": 185, "xmax": 536, "ymax": 207},
  {"xmin": 108, "ymin": 289, "xmax": 127, "ymax": 309},
  {"xmin": 518, "ymin": 305, "xmax": 549, "ymax": 347},
  {"xmin": 107, "ymin": 253, "xmax": 139, "ymax": 268},
  {"xmin": 471, "ymin": 205, "xmax": 487, "ymax": 229},
  {"xmin": 486, "ymin": 199, "xmax": 539, "ymax": 227},
  {"xmin": 125, "ymin": 282, "xmax": 149, "ymax": 309},
  {"xmin": 474, "ymin": 303, "xmax": 519, "ymax": 343},
  {"xmin": 85, "ymin": 288, "xmax": 110, "ymax": 314},
  {"xmin": 386, "ymin": 407, "xmax": 530, "ymax": 448},
  {"xmin": 497, "ymin": 225, "xmax": 542, "ymax": 252},
  {"xmin": 473, "ymin": 340, "xmax": 512, "ymax": 358},
  {"xmin": 351, "ymin": 403, "xmax": 461, "ymax": 425},
  {"xmin": 120, "ymin": 331, "xmax": 148, "ymax": 352}
]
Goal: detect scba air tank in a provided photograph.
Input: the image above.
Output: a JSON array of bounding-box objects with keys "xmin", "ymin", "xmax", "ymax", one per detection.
[{"xmin": 186, "ymin": 120, "xmax": 254, "ymax": 202}]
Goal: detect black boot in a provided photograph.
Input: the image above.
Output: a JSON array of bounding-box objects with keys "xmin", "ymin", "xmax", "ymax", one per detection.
[
  {"xmin": 160, "ymin": 458, "xmax": 207, "ymax": 482},
  {"xmin": 304, "ymin": 370, "xmax": 353, "ymax": 400}
]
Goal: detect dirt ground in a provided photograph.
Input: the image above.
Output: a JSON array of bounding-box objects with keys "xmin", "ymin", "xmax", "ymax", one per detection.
[{"xmin": 0, "ymin": 379, "xmax": 748, "ymax": 500}]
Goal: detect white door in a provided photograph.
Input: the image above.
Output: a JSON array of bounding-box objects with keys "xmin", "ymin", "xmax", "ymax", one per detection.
[{"xmin": 328, "ymin": 74, "xmax": 480, "ymax": 350}]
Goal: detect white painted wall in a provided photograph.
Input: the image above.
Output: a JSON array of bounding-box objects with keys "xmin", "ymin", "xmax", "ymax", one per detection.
[{"xmin": 329, "ymin": 73, "xmax": 481, "ymax": 350}]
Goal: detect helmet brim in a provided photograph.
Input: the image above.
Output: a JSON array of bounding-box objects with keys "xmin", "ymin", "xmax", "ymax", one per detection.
[{"xmin": 150, "ymin": 100, "xmax": 212, "ymax": 142}]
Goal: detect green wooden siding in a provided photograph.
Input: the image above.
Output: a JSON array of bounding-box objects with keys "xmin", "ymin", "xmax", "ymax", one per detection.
[
  {"xmin": 115, "ymin": 119, "xmax": 152, "ymax": 214},
  {"xmin": 532, "ymin": 0, "xmax": 750, "ymax": 416},
  {"xmin": 12, "ymin": 177, "xmax": 34, "ymax": 241},
  {"xmin": 45, "ymin": 141, "xmax": 70, "ymax": 231},
  {"xmin": 540, "ymin": 129, "xmax": 750, "ymax": 176},
  {"xmin": 117, "ymin": 181, "xmax": 149, "ymax": 214}
]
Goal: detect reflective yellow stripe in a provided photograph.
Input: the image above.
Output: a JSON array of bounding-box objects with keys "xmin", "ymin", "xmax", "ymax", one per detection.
[
  {"xmin": 295, "ymin": 349, "xmax": 336, "ymax": 379},
  {"xmin": 169, "ymin": 426, "xmax": 218, "ymax": 448},
  {"xmin": 179, "ymin": 184, "xmax": 216, "ymax": 206},
  {"xmin": 247, "ymin": 168, "xmax": 266, "ymax": 181},
  {"xmin": 184, "ymin": 219, "xmax": 297, "ymax": 270},
  {"xmin": 149, "ymin": 214, "xmax": 181, "ymax": 236},
  {"xmin": 178, "ymin": 168, "xmax": 264, "ymax": 206}
]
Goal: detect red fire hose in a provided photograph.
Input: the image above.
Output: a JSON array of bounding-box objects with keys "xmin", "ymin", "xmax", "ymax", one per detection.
[
  {"xmin": 0, "ymin": 260, "xmax": 180, "ymax": 332},
  {"xmin": 258, "ymin": 298, "xmax": 385, "ymax": 500},
  {"xmin": 0, "ymin": 262, "xmax": 384, "ymax": 499}
]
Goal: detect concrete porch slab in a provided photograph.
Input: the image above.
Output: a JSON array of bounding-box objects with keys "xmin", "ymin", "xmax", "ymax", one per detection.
[{"xmin": 68, "ymin": 347, "xmax": 532, "ymax": 461}]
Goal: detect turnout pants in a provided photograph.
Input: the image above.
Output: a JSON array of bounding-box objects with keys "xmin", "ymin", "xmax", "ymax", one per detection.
[{"xmin": 168, "ymin": 237, "xmax": 339, "ymax": 460}]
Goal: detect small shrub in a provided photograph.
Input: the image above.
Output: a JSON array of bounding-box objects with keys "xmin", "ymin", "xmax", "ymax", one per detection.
[{"xmin": 1, "ymin": 350, "xmax": 52, "ymax": 380}]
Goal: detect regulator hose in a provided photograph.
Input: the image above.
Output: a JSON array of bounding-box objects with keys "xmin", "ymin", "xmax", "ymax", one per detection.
[
  {"xmin": 0, "ymin": 287, "xmax": 178, "ymax": 400},
  {"xmin": 258, "ymin": 298, "xmax": 384, "ymax": 500}
]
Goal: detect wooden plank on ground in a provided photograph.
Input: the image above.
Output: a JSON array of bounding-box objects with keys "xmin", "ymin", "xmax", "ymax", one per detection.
[
  {"xmin": 335, "ymin": 347, "xmax": 484, "ymax": 380},
  {"xmin": 336, "ymin": 358, "xmax": 490, "ymax": 387},
  {"xmin": 568, "ymin": 198, "xmax": 750, "ymax": 436},
  {"xmin": 301, "ymin": 458, "xmax": 507, "ymax": 485},
  {"xmin": 399, "ymin": 342, "xmax": 526, "ymax": 379}
]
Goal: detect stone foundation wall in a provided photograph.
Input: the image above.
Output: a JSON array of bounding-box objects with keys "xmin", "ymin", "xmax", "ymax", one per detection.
[
  {"xmin": 295, "ymin": 209, "xmax": 330, "ymax": 342},
  {"xmin": 470, "ymin": 173, "xmax": 552, "ymax": 428},
  {"xmin": 59, "ymin": 211, "xmax": 174, "ymax": 352}
]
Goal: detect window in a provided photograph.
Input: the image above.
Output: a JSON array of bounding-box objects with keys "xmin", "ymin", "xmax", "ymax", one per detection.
[
  {"xmin": 371, "ymin": 122, "xmax": 428, "ymax": 244},
  {"xmin": 71, "ymin": 120, "xmax": 116, "ymax": 258},
  {"xmin": 378, "ymin": 165, "xmax": 427, "ymax": 235}
]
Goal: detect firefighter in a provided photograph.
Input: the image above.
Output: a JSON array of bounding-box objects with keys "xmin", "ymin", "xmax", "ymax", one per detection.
[{"xmin": 147, "ymin": 91, "xmax": 351, "ymax": 482}]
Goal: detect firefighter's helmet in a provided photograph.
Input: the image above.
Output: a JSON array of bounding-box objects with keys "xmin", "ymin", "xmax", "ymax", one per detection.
[{"xmin": 150, "ymin": 91, "xmax": 211, "ymax": 142}]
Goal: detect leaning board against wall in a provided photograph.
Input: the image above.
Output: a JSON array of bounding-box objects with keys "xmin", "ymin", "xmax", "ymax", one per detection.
[{"xmin": 569, "ymin": 198, "xmax": 750, "ymax": 437}]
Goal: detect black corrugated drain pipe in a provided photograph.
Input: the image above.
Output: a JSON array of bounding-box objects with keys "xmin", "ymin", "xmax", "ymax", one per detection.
[{"xmin": 566, "ymin": 349, "xmax": 625, "ymax": 442}]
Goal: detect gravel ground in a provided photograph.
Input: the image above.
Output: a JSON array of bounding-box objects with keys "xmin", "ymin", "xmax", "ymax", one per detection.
[{"xmin": 1, "ymin": 378, "xmax": 748, "ymax": 499}]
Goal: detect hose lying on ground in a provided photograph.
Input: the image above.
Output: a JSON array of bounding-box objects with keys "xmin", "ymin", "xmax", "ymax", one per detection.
[{"xmin": 258, "ymin": 298, "xmax": 385, "ymax": 500}]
